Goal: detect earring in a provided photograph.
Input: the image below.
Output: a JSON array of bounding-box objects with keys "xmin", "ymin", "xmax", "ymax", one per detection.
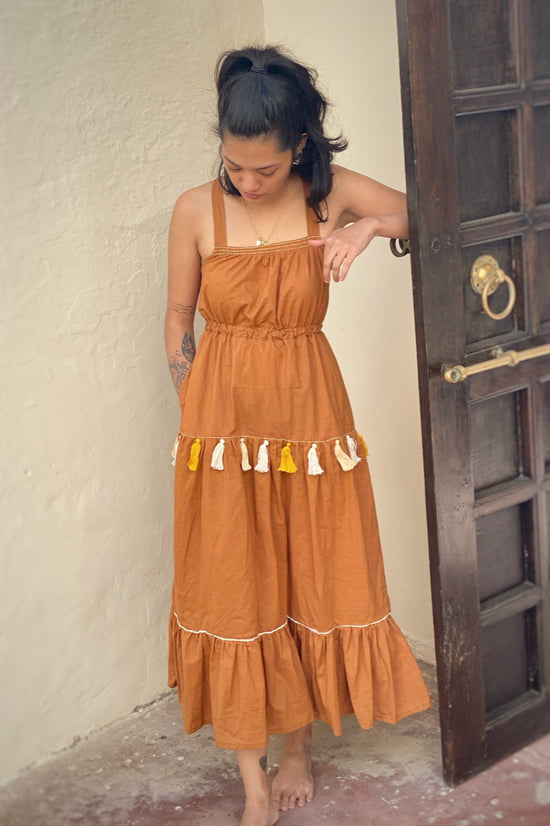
[{"xmin": 292, "ymin": 152, "xmax": 302, "ymax": 167}]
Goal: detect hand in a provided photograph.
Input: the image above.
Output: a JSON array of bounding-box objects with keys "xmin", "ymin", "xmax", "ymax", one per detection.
[{"xmin": 308, "ymin": 217, "xmax": 378, "ymax": 283}]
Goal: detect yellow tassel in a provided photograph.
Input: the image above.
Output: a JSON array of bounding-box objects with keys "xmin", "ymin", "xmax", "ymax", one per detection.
[
  {"xmin": 358, "ymin": 433, "xmax": 369, "ymax": 456},
  {"xmin": 334, "ymin": 439, "xmax": 356, "ymax": 471},
  {"xmin": 171, "ymin": 433, "xmax": 182, "ymax": 466},
  {"xmin": 278, "ymin": 442, "xmax": 298, "ymax": 473},
  {"xmin": 187, "ymin": 437, "xmax": 201, "ymax": 471}
]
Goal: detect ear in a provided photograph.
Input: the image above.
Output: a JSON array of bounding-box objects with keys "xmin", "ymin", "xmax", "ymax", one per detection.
[{"xmin": 298, "ymin": 133, "xmax": 308, "ymax": 154}]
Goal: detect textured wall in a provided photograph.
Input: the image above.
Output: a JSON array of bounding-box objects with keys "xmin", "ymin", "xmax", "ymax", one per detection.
[
  {"xmin": 0, "ymin": 0, "xmax": 264, "ymax": 781},
  {"xmin": 263, "ymin": 0, "xmax": 435, "ymax": 662}
]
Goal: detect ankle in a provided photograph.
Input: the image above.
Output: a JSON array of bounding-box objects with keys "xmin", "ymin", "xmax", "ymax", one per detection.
[{"xmin": 283, "ymin": 725, "xmax": 312, "ymax": 753}]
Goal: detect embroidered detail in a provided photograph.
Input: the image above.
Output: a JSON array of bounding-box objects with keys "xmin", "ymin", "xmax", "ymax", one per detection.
[
  {"xmin": 346, "ymin": 434, "xmax": 361, "ymax": 466},
  {"xmin": 208, "ymin": 236, "xmax": 313, "ymax": 258},
  {"xmin": 240, "ymin": 437, "xmax": 252, "ymax": 471},
  {"xmin": 211, "ymin": 438, "xmax": 226, "ymax": 470},
  {"xmin": 255, "ymin": 440, "xmax": 270, "ymax": 473},
  {"xmin": 172, "ymin": 611, "xmax": 392, "ymax": 643},
  {"xmin": 187, "ymin": 437, "xmax": 201, "ymax": 471},
  {"xmin": 278, "ymin": 442, "xmax": 298, "ymax": 473},
  {"xmin": 334, "ymin": 439, "xmax": 356, "ymax": 471},
  {"xmin": 307, "ymin": 443, "xmax": 324, "ymax": 475}
]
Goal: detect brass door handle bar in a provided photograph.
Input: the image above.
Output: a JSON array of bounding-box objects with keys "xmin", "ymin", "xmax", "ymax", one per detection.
[{"xmin": 443, "ymin": 344, "xmax": 550, "ymax": 384}]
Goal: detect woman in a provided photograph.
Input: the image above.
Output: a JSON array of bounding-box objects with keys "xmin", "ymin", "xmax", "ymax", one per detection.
[{"xmin": 165, "ymin": 45, "xmax": 430, "ymax": 826}]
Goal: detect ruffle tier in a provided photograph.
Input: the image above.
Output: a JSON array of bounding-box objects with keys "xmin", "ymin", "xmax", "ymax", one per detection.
[{"xmin": 168, "ymin": 611, "xmax": 431, "ymax": 750}]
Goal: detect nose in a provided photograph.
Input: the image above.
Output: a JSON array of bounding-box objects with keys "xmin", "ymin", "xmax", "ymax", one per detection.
[{"xmin": 240, "ymin": 172, "xmax": 260, "ymax": 192}]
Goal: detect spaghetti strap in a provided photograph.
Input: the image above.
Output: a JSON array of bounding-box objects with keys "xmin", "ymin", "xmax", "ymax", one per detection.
[
  {"xmin": 303, "ymin": 180, "xmax": 320, "ymax": 238},
  {"xmin": 211, "ymin": 180, "xmax": 227, "ymax": 248}
]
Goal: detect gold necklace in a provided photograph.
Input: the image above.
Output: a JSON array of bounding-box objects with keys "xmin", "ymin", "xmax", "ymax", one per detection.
[{"xmin": 241, "ymin": 183, "xmax": 289, "ymax": 246}]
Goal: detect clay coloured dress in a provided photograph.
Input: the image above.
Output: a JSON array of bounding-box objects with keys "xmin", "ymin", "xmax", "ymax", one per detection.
[{"xmin": 168, "ymin": 180, "xmax": 430, "ymax": 749}]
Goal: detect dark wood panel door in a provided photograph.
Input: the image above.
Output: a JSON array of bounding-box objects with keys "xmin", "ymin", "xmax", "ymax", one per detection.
[{"xmin": 396, "ymin": 0, "xmax": 550, "ymax": 784}]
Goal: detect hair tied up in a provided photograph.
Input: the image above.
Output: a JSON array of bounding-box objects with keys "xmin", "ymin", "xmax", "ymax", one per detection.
[{"xmin": 250, "ymin": 65, "xmax": 267, "ymax": 75}]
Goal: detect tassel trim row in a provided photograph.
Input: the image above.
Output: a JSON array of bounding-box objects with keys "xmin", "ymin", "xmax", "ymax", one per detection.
[{"xmin": 173, "ymin": 433, "xmax": 368, "ymax": 475}]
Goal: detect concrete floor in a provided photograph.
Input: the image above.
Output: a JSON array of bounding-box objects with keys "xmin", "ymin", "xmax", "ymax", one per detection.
[{"xmin": 1, "ymin": 664, "xmax": 550, "ymax": 826}]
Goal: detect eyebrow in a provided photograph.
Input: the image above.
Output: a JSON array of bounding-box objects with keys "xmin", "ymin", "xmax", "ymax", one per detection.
[{"xmin": 223, "ymin": 155, "xmax": 279, "ymax": 171}]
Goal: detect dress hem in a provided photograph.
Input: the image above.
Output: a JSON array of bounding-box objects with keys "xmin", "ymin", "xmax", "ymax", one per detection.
[{"xmin": 173, "ymin": 702, "xmax": 432, "ymax": 751}]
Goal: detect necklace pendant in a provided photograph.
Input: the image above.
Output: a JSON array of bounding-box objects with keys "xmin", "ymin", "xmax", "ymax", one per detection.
[{"xmin": 256, "ymin": 237, "xmax": 267, "ymax": 246}]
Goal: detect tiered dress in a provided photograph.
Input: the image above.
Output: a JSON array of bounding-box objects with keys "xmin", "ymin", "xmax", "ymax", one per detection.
[{"xmin": 168, "ymin": 179, "xmax": 430, "ymax": 749}]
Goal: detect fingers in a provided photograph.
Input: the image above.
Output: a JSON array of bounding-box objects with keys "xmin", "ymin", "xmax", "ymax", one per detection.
[
  {"xmin": 328, "ymin": 252, "xmax": 353, "ymax": 283},
  {"xmin": 314, "ymin": 236, "xmax": 355, "ymax": 283}
]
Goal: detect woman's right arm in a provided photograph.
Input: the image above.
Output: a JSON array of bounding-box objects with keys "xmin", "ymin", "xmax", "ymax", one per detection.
[{"xmin": 164, "ymin": 192, "xmax": 203, "ymax": 395}]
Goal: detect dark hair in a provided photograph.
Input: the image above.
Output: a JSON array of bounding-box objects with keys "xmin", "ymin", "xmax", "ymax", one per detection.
[{"xmin": 215, "ymin": 45, "xmax": 347, "ymax": 221}]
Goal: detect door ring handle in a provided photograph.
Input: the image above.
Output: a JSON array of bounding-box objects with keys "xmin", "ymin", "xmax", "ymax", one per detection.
[
  {"xmin": 481, "ymin": 270, "xmax": 516, "ymax": 320},
  {"xmin": 470, "ymin": 255, "xmax": 516, "ymax": 321}
]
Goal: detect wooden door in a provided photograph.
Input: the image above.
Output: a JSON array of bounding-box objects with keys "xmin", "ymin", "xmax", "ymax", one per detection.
[{"xmin": 396, "ymin": 0, "xmax": 550, "ymax": 784}]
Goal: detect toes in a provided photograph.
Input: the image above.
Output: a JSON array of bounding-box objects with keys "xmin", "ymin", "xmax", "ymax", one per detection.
[
  {"xmin": 271, "ymin": 793, "xmax": 282, "ymax": 811},
  {"xmin": 282, "ymin": 793, "xmax": 294, "ymax": 811}
]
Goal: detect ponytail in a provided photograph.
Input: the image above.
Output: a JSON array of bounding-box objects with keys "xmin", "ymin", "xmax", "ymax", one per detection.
[{"xmin": 215, "ymin": 45, "xmax": 347, "ymax": 221}]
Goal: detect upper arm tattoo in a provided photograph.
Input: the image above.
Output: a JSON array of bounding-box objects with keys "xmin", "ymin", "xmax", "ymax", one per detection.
[{"xmin": 171, "ymin": 302, "xmax": 197, "ymax": 316}]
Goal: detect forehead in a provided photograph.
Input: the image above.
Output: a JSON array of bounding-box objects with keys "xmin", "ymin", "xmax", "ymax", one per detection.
[{"xmin": 221, "ymin": 132, "xmax": 289, "ymax": 167}]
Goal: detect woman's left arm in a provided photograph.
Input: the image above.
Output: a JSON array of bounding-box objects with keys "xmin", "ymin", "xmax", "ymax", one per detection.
[{"xmin": 309, "ymin": 165, "xmax": 408, "ymax": 283}]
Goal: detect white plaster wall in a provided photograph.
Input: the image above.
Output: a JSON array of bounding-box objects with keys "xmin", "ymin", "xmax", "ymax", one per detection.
[
  {"xmin": 263, "ymin": 0, "xmax": 435, "ymax": 662},
  {"xmin": 0, "ymin": 0, "xmax": 264, "ymax": 782}
]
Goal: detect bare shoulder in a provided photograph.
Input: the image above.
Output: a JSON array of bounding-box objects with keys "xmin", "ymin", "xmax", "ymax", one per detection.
[
  {"xmin": 170, "ymin": 181, "xmax": 215, "ymax": 259},
  {"xmin": 171, "ymin": 180, "xmax": 213, "ymax": 228},
  {"xmin": 328, "ymin": 164, "xmax": 406, "ymax": 226}
]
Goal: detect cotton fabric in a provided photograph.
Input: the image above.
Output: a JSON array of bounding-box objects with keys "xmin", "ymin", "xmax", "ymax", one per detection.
[{"xmin": 168, "ymin": 179, "xmax": 430, "ymax": 748}]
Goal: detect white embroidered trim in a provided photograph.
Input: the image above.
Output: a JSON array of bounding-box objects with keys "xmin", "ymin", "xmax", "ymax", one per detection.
[
  {"xmin": 288, "ymin": 613, "xmax": 391, "ymax": 635},
  {"xmin": 173, "ymin": 611, "xmax": 391, "ymax": 643},
  {"xmin": 173, "ymin": 613, "xmax": 288, "ymax": 643}
]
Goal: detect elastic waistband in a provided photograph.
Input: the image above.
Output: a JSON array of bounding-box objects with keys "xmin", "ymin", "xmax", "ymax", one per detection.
[{"xmin": 205, "ymin": 321, "xmax": 322, "ymax": 339}]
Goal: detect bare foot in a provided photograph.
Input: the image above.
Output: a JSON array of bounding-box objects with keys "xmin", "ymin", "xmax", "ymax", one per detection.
[
  {"xmin": 240, "ymin": 795, "xmax": 280, "ymax": 826},
  {"xmin": 271, "ymin": 726, "xmax": 314, "ymax": 812}
]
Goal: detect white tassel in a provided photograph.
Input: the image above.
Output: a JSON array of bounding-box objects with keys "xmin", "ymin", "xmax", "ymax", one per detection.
[
  {"xmin": 210, "ymin": 438, "xmax": 226, "ymax": 470},
  {"xmin": 334, "ymin": 439, "xmax": 356, "ymax": 471},
  {"xmin": 307, "ymin": 443, "xmax": 324, "ymax": 475},
  {"xmin": 346, "ymin": 434, "xmax": 361, "ymax": 465},
  {"xmin": 255, "ymin": 440, "xmax": 270, "ymax": 473},
  {"xmin": 171, "ymin": 433, "xmax": 182, "ymax": 466},
  {"xmin": 240, "ymin": 438, "xmax": 252, "ymax": 471}
]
